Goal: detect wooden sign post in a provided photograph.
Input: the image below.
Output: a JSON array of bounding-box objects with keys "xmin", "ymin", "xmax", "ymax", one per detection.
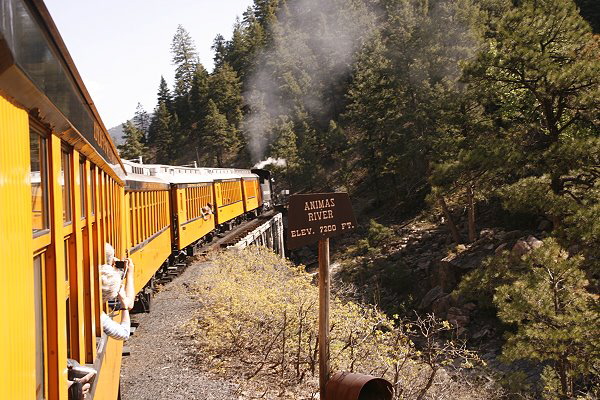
[
  {"xmin": 318, "ymin": 238, "xmax": 330, "ymax": 397},
  {"xmin": 287, "ymin": 193, "xmax": 357, "ymax": 399}
]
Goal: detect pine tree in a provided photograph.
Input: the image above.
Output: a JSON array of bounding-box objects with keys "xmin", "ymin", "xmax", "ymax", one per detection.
[
  {"xmin": 171, "ymin": 25, "xmax": 198, "ymax": 133},
  {"xmin": 208, "ymin": 62, "xmax": 243, "ymax": 128},
  {"xmin": 149, "ymin": 102, "xmax": 176, "ymax": 164},
  {"xmin": 202, "ymin": 100, "xmax": 240, "ymax": 167},
  {"xmin": 132, "ymin": 102, "xmax": 151, "ymax": 143},
  {"xmin": 118, "ymin": 120, "xmax": 146, "ymax": 161},
  {"xmin": 156, "ymin": 76, "xmax": 172, "ymax": 111},
  {"xmin": 494, "ymin": 239, "xmax": 598, "ymax": 399},
  {"xmin": 211, "ymin": 34, "xmax": 227, "ymax": 70},
  {"xmin": 190, "ymin": 63, "xmax": 210, "ymax": 125},
  {"xmin": 171, "ymin": 25, "xmax": 198, "ymax": 97}
]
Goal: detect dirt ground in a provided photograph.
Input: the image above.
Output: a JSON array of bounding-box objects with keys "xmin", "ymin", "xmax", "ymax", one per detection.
[{"xmin": 120, "ymin": 259, "xmax": 238, "ymax": 400}]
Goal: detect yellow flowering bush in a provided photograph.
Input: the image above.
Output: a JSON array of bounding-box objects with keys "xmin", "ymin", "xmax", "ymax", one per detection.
[{"xmin": 185, "ymin": 247, "xmax": 498, "ymax": 399}]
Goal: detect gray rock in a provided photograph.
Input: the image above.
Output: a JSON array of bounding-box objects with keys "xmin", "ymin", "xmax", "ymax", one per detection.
[
  {"xmin": 419, "ymin": 286, "xmax": 446, "ymax": 310},
  {"xmin": 526, "ymin": 235, "xmax": 543, "ymax": 250},
  {"xmin": 472, "ymin": 325, "xmax": 491, "ymax": 340},
  {"xmin": 495, "ymin": 243, "xmax": 509, "ymax": 255},
  {"xmin": 480, "ymin": 228, "xmax": 495, "ymax": 237},
  {"xmin": 511, "ymin": 240, "xmax": 532, "ymax": 257},
  {"xmin": 431, "ymin": 294, "xmax": 452, "ymax": 318}
]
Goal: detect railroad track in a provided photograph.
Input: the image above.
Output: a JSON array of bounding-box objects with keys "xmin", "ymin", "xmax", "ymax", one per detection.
[{"xmin": 195, "ymin": 210, "xmax": 279, "ymax": 255}]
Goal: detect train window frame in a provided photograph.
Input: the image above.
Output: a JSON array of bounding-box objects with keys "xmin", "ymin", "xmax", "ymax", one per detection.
[
  {"xmin": 33, "ymin": 253, "xmax": 47, "ymax": 400},
  {"xmin": 90, "ymin": 165, "xmax": 96, "ymax": 216},
  {"xmin": 79, "ymin": 158, "xmax": 87, "ymax": 219},
  {"xmin": 60, "ymin": 145, "xmax": 73, "ymax": 226},
  {"xmin": 30, "ymin": 123, "xmax": 50, "ymax": 238}
]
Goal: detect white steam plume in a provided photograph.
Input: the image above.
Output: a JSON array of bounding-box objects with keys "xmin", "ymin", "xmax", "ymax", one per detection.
[
  {"xmin": 243, "ymin": 0, "xmax": 377, "ymax": 163},
  {"xmin": 253, "ymin": 157, "xmax": 287, "ymax": 169}
]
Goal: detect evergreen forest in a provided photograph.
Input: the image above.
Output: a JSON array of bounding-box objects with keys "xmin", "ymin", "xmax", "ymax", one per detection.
[{"xmin": 117, "ymin": 0, "xmax": 600, "ymax": 398}]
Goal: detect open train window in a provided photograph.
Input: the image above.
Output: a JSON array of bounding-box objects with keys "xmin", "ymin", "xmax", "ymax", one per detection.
[
  {"xmin": 30, "ymin": 129, "xmax": 49, "ymax": 235},
  {"xmin": 60, "ymin": 146, "xmax": 72, "ymax": 224}
]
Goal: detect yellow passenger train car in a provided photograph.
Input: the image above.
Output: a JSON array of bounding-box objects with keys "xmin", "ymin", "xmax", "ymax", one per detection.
[
  {"xmin": 119, "ymin": 162, "xmax": 173, "ymax": 303},
  {"xmin": 0, "ymin": 1, "xmax": 128, "ymax": 399},
  {"xmin": 0, "ymin": 2, "xmax": 273, "ymax": 399},
  {"xmin": 125, "ymin": 162, "xmax": 266, "ymax": 254}
]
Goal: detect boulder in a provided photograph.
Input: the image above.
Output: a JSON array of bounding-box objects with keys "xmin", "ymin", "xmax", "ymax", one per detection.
[
  {"xmin": 448, "ymin": 314, "xmax": 470, "ymax": 329},
  {"xmin": 447, "ymin": 306, "xmax": 470, "ymax": 329},
  {"xmin": 431, "ymin": 294, "xmax": 452, "ymax": 318},
  {"xmin": 526, "ymin": 235, "xmax": 543, "ymax": 250},
  {"xmin": 479, "ymin": 228, "xmax": 495, "ymax": 238},
  {"xmin": 419, "ymin": 286, "xmax": 446, "ymax": 310},
  {"xmin": 472, "ymin": 325, "xmax": 491, "ymax": 340},
  {"xmin": 511, "ymin": 240, "xmax": 531, "ymax": 257},
  {"xmin": 495, "ymin": 242, "xmax": 509, "ymax": 255}
]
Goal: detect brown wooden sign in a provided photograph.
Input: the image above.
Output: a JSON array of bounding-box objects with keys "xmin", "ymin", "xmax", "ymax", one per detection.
[{"xmin": 287, "ymin": 193, "xmax": 357, "ymax": 249}]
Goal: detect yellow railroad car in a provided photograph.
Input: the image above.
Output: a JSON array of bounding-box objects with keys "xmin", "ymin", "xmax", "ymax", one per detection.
[
  {"xmin": 0, "ymin": 1, "xmax": 128, "ymax": 399},
  {"xmin": 120, "ymin": 162, "xmax": 172, "ymax": 295},
  {"xmin": 145, "ymin": 164, "xmax": 264, "ymax": 252},
  {"xmin": 242, "ymin": 175, "xmax": 262, "ymax": 214},
  {"xmin": 153, "ymin": 165, "xmax": 219, "ymax": 251}
]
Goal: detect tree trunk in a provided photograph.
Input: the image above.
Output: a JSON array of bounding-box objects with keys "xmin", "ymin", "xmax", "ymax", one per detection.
[
  {"xmin": 416, "ymin": 367, "xmax": 437, "ymax": 400},
  {"xmin": 557, "ymin": 356, "xmax": 569, "ymax": 400},
  {"xmin": 439, "ymin": 195, "xmax": 462, "ymax": 244},
  {"xmin": 467, "ymin": 185, "xmax": 476, "ymax": 243}
]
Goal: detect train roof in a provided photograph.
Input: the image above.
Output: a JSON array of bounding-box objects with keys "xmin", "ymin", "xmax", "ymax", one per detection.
[
  {"xmin": 0, "ymin": 0, "xmax": 125, "ymax": 179},
  {"xmin": 121, "ymin": 160, "xmax": 259, "ymax": 186}
]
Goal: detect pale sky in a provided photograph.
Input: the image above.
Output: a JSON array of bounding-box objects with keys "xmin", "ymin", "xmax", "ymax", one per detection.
[{"xmin": 44, "ymin": 0, "xmax": 254, "ymax": 129}]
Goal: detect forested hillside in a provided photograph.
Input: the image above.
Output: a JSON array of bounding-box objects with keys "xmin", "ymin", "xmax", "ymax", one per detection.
[{"xmin": 117, "ymin": 0, "xmax": 599, "ymax": 397}]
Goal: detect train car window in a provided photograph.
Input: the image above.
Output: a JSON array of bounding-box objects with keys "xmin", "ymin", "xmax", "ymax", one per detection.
[
  {"xmin": 61, "ymin": 148, "xmax": 72, "ymax": 224},
  {"xmin": 80, "ymin": 159, "xmax": 87, "ymax": 218},
  {"xmin": 33, "ymin": 254, "xmax": 45, "ymax": 400},
  {"xmin": 30, "ymin": 129, "xmax": 49, "ymax": 235},
  {"xmin": 90, "ymin": 165, "xmax": 96, "ymax": 215}
]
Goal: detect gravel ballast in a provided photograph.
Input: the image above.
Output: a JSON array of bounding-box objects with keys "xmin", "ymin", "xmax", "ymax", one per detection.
[{"xmin": 120, "ymin": 259, "xmax": 238, "ymax": 400}]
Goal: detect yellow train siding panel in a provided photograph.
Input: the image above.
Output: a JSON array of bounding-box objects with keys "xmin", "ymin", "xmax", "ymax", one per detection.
[
  {"xmin": 217, "ymin": 202, "xmax": 245, "ymax": 224},
  {"xmin": 0, "ymin": 95, "xmax": 36, "ymax": 399},
  {"xmin": 93, "ymin": 336, "xmax": 123, "ymax": 400},
  {"xmin": 130, "ymin": 229, "xmax": 172, "ymax": 293},
  {"xmin": 178, "ymin": 215, "xmax": 215, "ymax": 250}
]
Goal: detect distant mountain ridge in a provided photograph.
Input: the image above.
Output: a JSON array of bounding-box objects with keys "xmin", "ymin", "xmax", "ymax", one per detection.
[{"xmin": 108, "ymin": 123, "xmax": 125, "ymax": 145}]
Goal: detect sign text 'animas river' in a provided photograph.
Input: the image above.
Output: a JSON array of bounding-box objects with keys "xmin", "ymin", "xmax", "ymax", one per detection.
[{"xmin": 287, "ymin": 193, "xmax": 357, "ymax": 249}]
